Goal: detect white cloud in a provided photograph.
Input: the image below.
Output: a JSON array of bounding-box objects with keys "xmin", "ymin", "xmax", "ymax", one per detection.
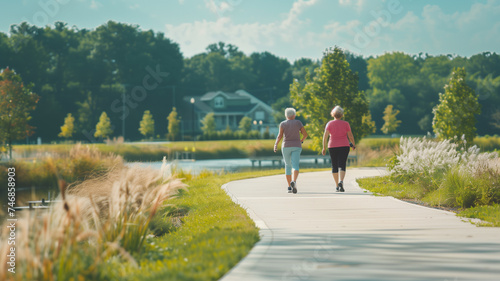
[
  {"xmin": 312, "ymin": 0, "xmax": 500, "ymax": 57},
  {"xmin": 164, "ymin": 0, "xmax": 500, "ymax": 61},
  {"xmin": 90, "ymin": 0, "xmax": 102, "ymax": 10},
  {"xmin": 165, "ymin": 0, "xmax": 318, "ymax": 59},
  {"xmin": 338, "ymin": 0, "xmax": 364, "ymax": 11},
  {"xmin": 205, "ymin": 0, "xmax": 241, "ymax": 17},
  {"xmin": 179, "ymin": 0, "xmax": 185, "ymax": 4},
  {"xmin": 282, "ymin": 0, "xmax": 317, "ymax": 28},
  {"xmin": 129, "ymin": 4, "xmax": 140, "ymax": 10}
]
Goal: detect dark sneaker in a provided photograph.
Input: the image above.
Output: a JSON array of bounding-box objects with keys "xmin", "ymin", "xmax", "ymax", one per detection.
[
  {"xmin": 338, "ymin": 181, "xmax": 345, "ymax": 192},
  {"xmin": 336, "ymin": 185, "xmax": 340, "ymax": 191},
  {"xmin": 291, "ymin": 181, "xmax": 297, "ymax": 194},
  {"xmin": 288, "ymin": 186, "xmax": 292, "ymax": 193}
]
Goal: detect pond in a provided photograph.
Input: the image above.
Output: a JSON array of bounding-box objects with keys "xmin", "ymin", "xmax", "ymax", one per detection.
[{"xmin": 131, "ymin": 157, "xmax": 331, "ymax": 174}]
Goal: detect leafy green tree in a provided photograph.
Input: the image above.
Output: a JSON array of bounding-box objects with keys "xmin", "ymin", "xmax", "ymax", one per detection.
[
  {"xmin": 167, "ymin": 107, "xmax": 180, "ymax": 141},
  {"xmin": 0, "ymin": 68, "xmax": 39, "ymax": 159},
  {"xmin": 491, "ymin": 109, "xmax": 500, "ymax": 130},
  {"xmin": 381, "ymin": 105, "xmax": 401, "ymax": 134},
  {"xmin": 290, "ymin": 47, "xmax": 373, "ymax": 151},
  {"xmin": 139, "ymin": 110, "xmax": 155, "ymax": 139},
  {"xmin": 238, "ymin": 116, "xmax": 252, "ymax": 132},
  {"xmin": 58, "ymin": 113, "xmax": 75, "ymax": 139},
  {"xmin": 432, "ymin": 67, "xmax": 481, "ymax": 143},
  {"xmin": 200, "ymin": 112, "xmax": 216, "ymax": 138},
  {"xmin": 94, "ymin": 112, "xmax": 113, "ymax": 139}
]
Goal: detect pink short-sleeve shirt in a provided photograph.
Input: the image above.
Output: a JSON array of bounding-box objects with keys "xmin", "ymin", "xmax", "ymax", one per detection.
[{"xmin": 325, "ymin": 120, "xmax": 351, "ymax": 148}]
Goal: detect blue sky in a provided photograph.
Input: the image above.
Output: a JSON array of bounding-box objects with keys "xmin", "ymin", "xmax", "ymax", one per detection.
[{"xmin": 1, "ymin": 0, "xmax": 499, "ymax": 61}]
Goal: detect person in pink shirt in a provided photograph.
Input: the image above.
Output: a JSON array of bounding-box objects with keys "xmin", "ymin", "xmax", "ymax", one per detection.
[{"xmin": 321, "ymin": 106, "xmax": 356, "ymax": 192}]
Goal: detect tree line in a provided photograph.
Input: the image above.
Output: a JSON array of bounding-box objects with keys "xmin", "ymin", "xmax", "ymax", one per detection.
[{"xmin": 1, "ymin": 21, "xmax": 499, "ymax": 144}]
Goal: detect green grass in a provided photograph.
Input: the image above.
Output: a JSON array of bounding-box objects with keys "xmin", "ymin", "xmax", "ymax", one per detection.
[
  {"xmin": 459, "ymin": 204, "xmax": 500, "ymax": 227},
  {"xmin": 357, "ymin": 175, "xmax": 500, "ymax": 227},
  {"xmin": 102, "ymin": 169, "xmax": 285, "ymax": 281},
  {"xmin": 473, "ymin": 135, "xmax": 500, "ymax": 152},
  {"xmin": 357, "ymin": 176, "xmax": 427, "ymax": 200}
]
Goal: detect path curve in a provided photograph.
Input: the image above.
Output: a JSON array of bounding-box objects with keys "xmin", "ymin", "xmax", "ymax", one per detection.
[{"xmin": 220, "ymin": 168, "xmax": 500, "ymax": 281}]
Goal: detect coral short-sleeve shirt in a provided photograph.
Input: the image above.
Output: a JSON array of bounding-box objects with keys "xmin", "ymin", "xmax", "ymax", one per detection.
[{"xmin": 325, "ymin": 120, "xmax": 351, "ymax": 148}]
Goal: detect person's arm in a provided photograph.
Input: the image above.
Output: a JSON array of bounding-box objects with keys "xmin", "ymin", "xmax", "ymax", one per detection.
[
  {"xmin": 274, "ymin": 126, "xmax": 284, "ymax": 153},
  {"xmin": 347, "ymin": 131, "xmax": 356, "ymax": 150},
  {"xmin": 300, "ymin": 126, "xmax": 308, "ymax": 143},
  {"xmin": 322, "ymin": 129, "xmax": 329, "ymax": 155}
]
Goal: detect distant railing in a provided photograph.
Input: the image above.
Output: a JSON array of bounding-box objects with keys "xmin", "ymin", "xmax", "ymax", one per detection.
[
  {"xmin": 13, "ymin": 198, "xmax": 60, "ymax": 211},
  {"xmin": 249, "ymin": 155, "xmax": 357, "ymax": 167}
]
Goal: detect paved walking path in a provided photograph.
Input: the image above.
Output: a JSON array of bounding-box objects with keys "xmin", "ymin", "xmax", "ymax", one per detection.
[{"xmin": 220, "ymin": 168, "xmax": 500, "ymax": 281}]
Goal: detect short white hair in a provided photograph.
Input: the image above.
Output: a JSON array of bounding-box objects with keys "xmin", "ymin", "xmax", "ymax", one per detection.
[
  {"xmin": 331, "ymin": 106, "xmax": 344, "ymax": 118},
  {"xmin": 285, "ymin": 108, "xmax": 296, "ymax": 118}
]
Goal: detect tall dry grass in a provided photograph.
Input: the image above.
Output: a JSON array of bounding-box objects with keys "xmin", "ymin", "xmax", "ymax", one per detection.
[{"xmin": 0, "ymin": 156, "xmax": 184, "ymax": 280}]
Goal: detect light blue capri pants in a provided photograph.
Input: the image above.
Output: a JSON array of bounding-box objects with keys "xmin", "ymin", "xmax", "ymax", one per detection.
[{"xmin": 281, "ymin": 146, "xmax": 302, "ymax": 175}]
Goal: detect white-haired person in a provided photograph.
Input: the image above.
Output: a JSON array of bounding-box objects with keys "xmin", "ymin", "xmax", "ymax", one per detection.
[
  {"xmin": 322, "ymin": 106, "xmax": 356, "ymax": 192},
  {"xmin": 274, "ymin": 107, "xmax": 308, "ymax": 194}
]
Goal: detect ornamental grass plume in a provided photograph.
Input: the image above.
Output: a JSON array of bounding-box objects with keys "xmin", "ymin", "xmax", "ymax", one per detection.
[
  {"xmin": 0, "ymin": 157, "xmax": 184, "ymax": 280},
  {"xmin": 390, "ymin": 136, "xmax": 498, "ymax": 178},
  {"xmin": 390, "ymin": 136, "xmax": 460, "ymax": 176}
]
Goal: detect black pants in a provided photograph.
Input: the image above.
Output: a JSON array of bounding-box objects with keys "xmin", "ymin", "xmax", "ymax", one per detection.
[{"xmin": 328, "ymin": 146, "xmax": 350, "ymax": 173}]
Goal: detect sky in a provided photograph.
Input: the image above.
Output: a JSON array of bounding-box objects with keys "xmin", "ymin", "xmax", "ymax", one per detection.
[{"xmin": 1, "ymin": 0, "xmax": 499, "ymax": 62}]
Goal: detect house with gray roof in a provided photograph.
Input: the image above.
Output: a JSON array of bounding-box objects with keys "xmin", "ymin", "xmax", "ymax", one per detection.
[{"xmin": 185, "ymin": 89, "xmax": 277, "ymax": 136}]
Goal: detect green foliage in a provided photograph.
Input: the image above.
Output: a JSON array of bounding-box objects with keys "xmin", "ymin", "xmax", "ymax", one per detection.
[
  {"xmin": 459, "ymin": 204, "xmax": 500, "ymax": 227},
  {"xmin": 58, "ymin": 113, "xmax": 75, "ymax": 139},
  {"xmin": 200, "ymin": 112, "xmax": 216, "ymax": 136},
  {"xmin": 2, "ymin": 20, "xmax": 500, "ymax": 142},
  {"xmin": 381, "ymin": 105, "xmax": 401, "ymax": 134},
  {"xmin": 139, "ymin": 110, "xmax": 155, "ymax": 139},
  {"xmin": 0, "ymin": 68, "xmax": 39, "ymax": 158},
  {"xmin": 167, "ymin": 107, "xmax": 180, "ymax": 141},
  {"xmin": 368, "ymin": 52, "xmax": 418, "ymax": 91},
  {"xmin": 432, "ymin": 67, "xmax": 481, "ymax": 143},
  {"xmin": 290, "ymin": 46, "xmax": 372, "ymax": 152},
  {"xmin": 238, "ymin": 116, "xmax": 252, "ymax": 132},
  {"xmin": 94, "ymin": 111, "xmax": 113, "ymax": 139},
  {"xmin": 473, "ymin": 135, "xmax": 500, "ymax": 151}
]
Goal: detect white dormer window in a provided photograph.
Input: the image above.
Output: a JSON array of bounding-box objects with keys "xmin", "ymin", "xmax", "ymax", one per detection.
[{"xmin": 214, "ymin": 96, "xmax": 224, "ymax": 108}]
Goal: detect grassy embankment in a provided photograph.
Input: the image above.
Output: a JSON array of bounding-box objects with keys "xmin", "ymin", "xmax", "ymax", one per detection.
[
  {"xmin": 357, "ymin": 136, "xmax": 500, "ymax": 227},
  {"xmin": 0, "ymin": 144, "xmax": 286, "ymax": 280}
]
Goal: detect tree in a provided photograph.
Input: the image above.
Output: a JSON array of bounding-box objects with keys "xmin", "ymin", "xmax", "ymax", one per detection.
[
  {"xmin": 94, "ymin": 111, "xmax": 113, "ymax": 140},
  {"xmin": 200, "ymin": 112, "xmax": 216, "ymax": 138},
  {"xmin": 290, "ymin": 47, "xmax": 374, "ymax": 151},
  {"xmin": 491, "ymin": 109, "xmax": 500, "ymax": 129},
  {"xmin": 167, "ymin": 107, "xmax": 180, "ymax": 141},
  {"xmin": 381, "ymin": 105, "xmax": 401, "ymax": 134},
  {"xmin": 0, "ymin": 68, "xmax": 39, "ymax": 159},
  {"xmin": 58, "ymin": 113, "xmax": 75, "ymax": 139},
  {"xmin": 432, "ymin": 67, "xmax": 481, "ymax": 143},
  {"xmin": 238, "ymin": 116, "xmax": 252, "ymax": 132},
  {"xmin": 139, "ymin": 110, "xmax": 155, "ymax": 139}
]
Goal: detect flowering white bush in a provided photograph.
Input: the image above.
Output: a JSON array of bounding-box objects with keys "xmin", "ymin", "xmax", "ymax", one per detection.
[{"xmin": 390, "ymin": 136, "xmax": 498, "ymax": 177}]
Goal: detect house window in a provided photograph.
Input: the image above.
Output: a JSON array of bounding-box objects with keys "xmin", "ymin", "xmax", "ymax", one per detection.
[
  {"xmin": 214, "ymin": 96, "xmax": 224, "ymax": 108},
  {"xmin": 255, "ymin": 111, "xmax": 265, "ymax": 120}
]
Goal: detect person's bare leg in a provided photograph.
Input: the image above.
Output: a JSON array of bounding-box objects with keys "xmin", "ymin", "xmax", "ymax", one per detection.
[
  {"xmin": 293, "ymin": 169, "xmax": 299, "ymax": 183},
  {"xmin": 286, "ymin": 174, "xmax": 292, "ymax": 186},
  {"xmin": 332, "ymin": 172, "xmax": 339, "ymax": 187},
  {"xmin": 339, "ymin": 170, "xmax": 346, "ymax": 182}
]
